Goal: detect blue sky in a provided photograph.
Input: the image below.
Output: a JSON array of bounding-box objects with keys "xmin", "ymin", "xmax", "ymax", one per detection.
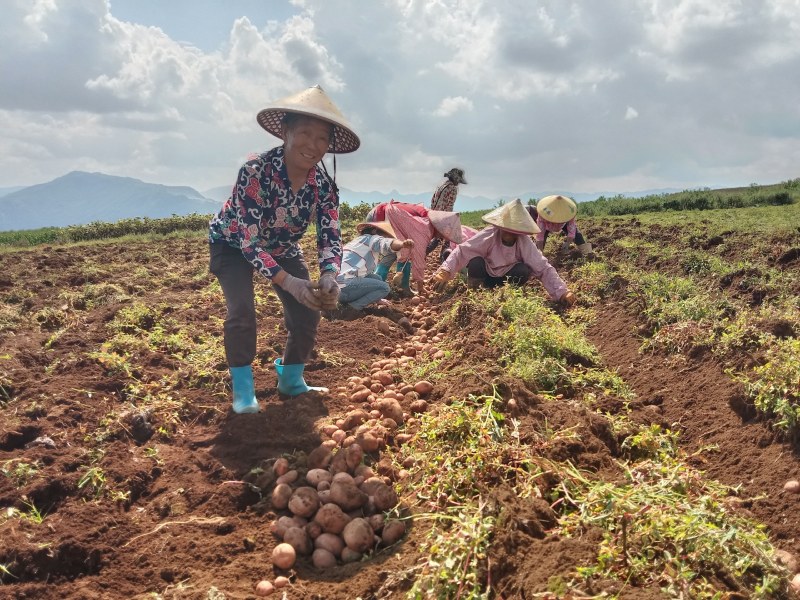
[{"xmin": 1, "ymin": 0, "xmax": 799, "ymax": 200}]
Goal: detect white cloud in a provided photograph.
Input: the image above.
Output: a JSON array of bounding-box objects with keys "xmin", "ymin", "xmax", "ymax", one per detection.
[
  {"xmin": 433, "ymin": 96, "xmax": 474, "ymax": 117},
  {"xmin": 0, "ymin": 0, "xmax": 799, "ymax": 200}
]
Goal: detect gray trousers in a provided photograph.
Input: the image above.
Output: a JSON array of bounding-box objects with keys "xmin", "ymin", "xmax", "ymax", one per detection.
[{"xmin": 209, "ymin": 242, "xmax": 320, "ymax": 367}]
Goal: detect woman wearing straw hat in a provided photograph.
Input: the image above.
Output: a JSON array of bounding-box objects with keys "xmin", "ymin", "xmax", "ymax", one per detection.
[
  {"xmin": 326, "ymin": 221, "xmax": 414, "ymax": 320},
  {"xmin": 430, "ymin": 199, "xmax": 577, "ymax": 306},
  {"xmin": 533, "ymin": 194, "xmax": 592, "ymax": 257},
  {"xmin": 208, "ymin": 85, "xmax": 359, "ymax": 413}
]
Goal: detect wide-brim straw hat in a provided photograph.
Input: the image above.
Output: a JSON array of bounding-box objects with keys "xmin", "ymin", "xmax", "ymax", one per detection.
[
  {"xmin": 481, "ymin": 198, "xmax": 541, "ymax": 234},
  {"xmin": 428, "ymin": 210, "xmax": 463, "ymax": 243},
  {"xmin": 256, "ymin": 85, "xmax": 360, "ymax": 154},
  {"xmin": 536, "ymin": 194, "xmax": 577, "ymax": 223},
  {"xmin": 357, "ymin": 221, "xmax": 395, "ymax": 238}
]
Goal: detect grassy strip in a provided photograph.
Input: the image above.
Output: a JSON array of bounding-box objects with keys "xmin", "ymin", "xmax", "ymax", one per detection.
[{"xmin": 393, "ymin": 290, "xmax": 788, "ymax": 598}]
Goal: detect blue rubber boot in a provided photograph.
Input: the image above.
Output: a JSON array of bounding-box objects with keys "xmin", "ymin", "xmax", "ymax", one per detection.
[
  {"xmin": 375, "ymin": 263, "xmax": 390, "ymax": 281},
  {"xmin": 400, "ymin": 262, "xmax": 411, "ymax": 288},
  {"xmin": 230, "ymin": 366, "xmax": 259, "ymax": 414},
  {"xmin": 274, "ymin": 359, "xmax": 329, "ymax": 396}
]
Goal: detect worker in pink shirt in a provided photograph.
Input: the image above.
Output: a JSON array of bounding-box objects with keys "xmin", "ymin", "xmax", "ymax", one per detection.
[{"xmin": 431, "ymin": 199, "xmax": 576, "ymax": 306}]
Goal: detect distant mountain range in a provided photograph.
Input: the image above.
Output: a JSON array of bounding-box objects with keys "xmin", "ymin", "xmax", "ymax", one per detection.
[{"xmin": 0, "ymin": 170, "xmax": 682, "ymax": 232}]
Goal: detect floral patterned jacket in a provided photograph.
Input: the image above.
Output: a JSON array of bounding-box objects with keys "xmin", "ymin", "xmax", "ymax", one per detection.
[{"xmin": 208, "ymin": 146, "xmax": 341, "ymax": 279}]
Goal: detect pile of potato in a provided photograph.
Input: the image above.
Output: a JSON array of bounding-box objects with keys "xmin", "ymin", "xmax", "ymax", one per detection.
[{"xmin": 258, "ymin": 297, "xmax": 445, "ymax": 592}]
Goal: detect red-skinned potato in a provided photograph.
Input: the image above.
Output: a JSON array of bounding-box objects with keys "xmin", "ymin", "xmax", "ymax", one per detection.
[
  {"xmin": 305, "ymin": 520, "xmax": 323, "ymax": 540},
  {"xmin": 332, "ymin": 471, "xmax": 355, "ymax": 485},
  {"xmin": 315, "ymin": 532, "xmax": 345, "ymax": 557},
  {"xmin": 288, "ymin": 487, "xmax": 320, "ymax": 519},
  {"xmin": 283, "ymin": 526, "xmax": 312, "ymax": 555},
  {"xmin": 273, "ymin": 457, "xmax": 290, "ymax": 477},
  {"xmin": 341, "ymin": 547, "xmax": 362, "ymax": 563},
  {"xmin": 342, "ymin": 517, "xmax": 374, "ymax": 553},
  {"xmin": 381, "ymin": 520, "xmax": 407, "ymax": 545},
  {"xmin": 255, "ymin": 580, "xmax": 274, "ymax": 596},
  {"xmin": 368, "ymin": 513, "xmax": 385, "ymax": 532},
  {"xmin": 376, "ymin": 398, "xmax": 404, "ymax": 424},
  {"xmin": 273, "ymin": 575, "xmax": 290, "ymax": 588},
  {"xmin": 312, "ymin": 548, "xmax": 338, "ymax": 569},
  {"xmin": 414, "ymin": 381, "xmax": 434, "ymax": 395},
  {"xmin": 345, "ymin": 443, "xmax": 364, "ymax": 471},
  {"xmin": 271, "ymin": 483, "xmax": 292, "ymax": 510},
  {"xmin": 272, "ymin": 542, "xmax": 296, "ymax": 569},
  {"xmin": 329, "ymin": 480, "xmax": 368, "ymax": 512},
  {"xmin": 276, "ymin": 469, "xmax": 298, "ymax": 485},
  {"xmin": 314, "ymin": 502, "xmax": 351, "ymax": 534},
  {"xmin": 307, "ymin": 445, "xmax": 333, "ymax": 470},
  {"xmin": 272, "ymin": 515, "xmax": 306, "ymax": 538},
  {"xmin": 305, "ymin": 468, "xmax": 332, "ymax": 488}
]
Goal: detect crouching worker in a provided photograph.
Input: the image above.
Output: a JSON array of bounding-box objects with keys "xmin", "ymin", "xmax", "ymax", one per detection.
[
  {"xmin": 327, "ymin": 222, "xmax": 414, "ymax": 319},
  {"xmin": 430, "ymin": 198, "xmax": 577, "ymax": 306},
  {"xmin": 208, "ymin": 85, "xmax": 360, "ymax": 413},
  {"xmin": 532, "ymin": 194, "xmax": 592, "ymax": 256}
]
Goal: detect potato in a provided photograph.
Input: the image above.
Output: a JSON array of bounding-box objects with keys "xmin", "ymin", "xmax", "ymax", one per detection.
[
  {"xmin": 314, "ymin": 502, "xmax": 351, "ymax": 534},
  {"xmin": 307, "ymin": 444, "xmax": 333, "ymax": 470},
  {"xmin": 271, "ymin": 483, "xmax": 293, "ymax": 510},
  {"xmin": 350, "ymin": 388, "xmax": 372, "ymax": 403},
  {"xmin": 372, "ymin": 370, "xmax": 394, "ymax": 386},
  {"xmin": 317, "ymin": 480, "xmax": 331, "ymax": 492},
  {"xmin": 345, "ymin": 443, "xmax": 364, "ymax": 471},
  {"xmin": 354, "ymin": 464, "xmax": 376, "ymax": 479},
  {"xmin": 272, "ymin": 542, "xmax": 296, "ymax": 569},
  {"xmin": 342, "ymin": 517, "xmax": 374, "ymax": 553},
  {"xmin": 317, "ymin": 489, "xmax": 331, "ymax": 504},
  {"xmin": 255, "ymin": 580, "xmax": 274, "ymax": 596},
  {"xmin": 273, "ymin": 457, "xmax": 290, "ymax": 477},
  {"xmin": 283, "ymin": 526, "xmax": 312, "ymax": 555},
  {"xmin": 276, "ymin": 469, "xmax": 298, "ymax": 485},
  {"xmin": 395, "ymin": 433, "xmax": 413, "ymax": 445},
  {"xmin": 367, "ymin": 513, "xmax": 385, "ymax": 533},
  {"xmin": 381, "ymin": 520, "xmax": 406, "ymax": 545},
  {"xmin": 305, "ymin": 520, "xmax": 322, "ymax": 539},
  {"xmin": 341, "ymin": 547, "xmax": 362, "ymax": 563},
  {"xmin": 357, "ymin": 431, "xmax": 380, "ymax": 453},
  {"xmin": 329, "ymin": 480, "xmax": 368, "ymax": 511},
  {"xmin": 272, "ymin": 515, "xmax": 305, "ymax": 538},
  {"xmin": 288, "ymin": 487, "xmax": 320, "ymax": 518},
  {"xmin": 330, "ymin": 448, "xmax": 349, "ymax": 474},
  {"xmin": 409, "ymin": 399, "xmax": 429, "ymax": 414},
  {"xmin": 312, "ymin": 548, "xmax": 338, "ymax": 569},
  {"xmin": 305, "ymin": 468, "xmax": 332, "ymax": 488},
  {"xmin": 273, "ymin": 575, "xmax": 290, "ymax": 588},
  {"xmin": 363, "ymin": 480, "xmax": 398, "ymax": 511},
  {"xmin": 332, "ymin": 429, "xmax": 347, "ymax": 444},
  {"xmin": 341, "ymin": 409, "xmax": 370, "ymax": 431},
  {"xmin": 414, "ymin": 380, "xmax": 434, "ymax": 395},
  {"xmin": 332, "ymin": 471, "xmax": 355, "ymax": 485},
  {"xmin": 315, "ymin": 532, "xmax": 345, "ymax": 557},
  {"xmin": 376, "ymin": 398, "xmax": 404, "ymax": 424}
]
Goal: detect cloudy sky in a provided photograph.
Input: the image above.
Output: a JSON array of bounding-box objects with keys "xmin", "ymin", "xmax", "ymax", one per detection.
[{"xmin": 2, "ymin": 0, "xmax": 799, "ymax": 200}]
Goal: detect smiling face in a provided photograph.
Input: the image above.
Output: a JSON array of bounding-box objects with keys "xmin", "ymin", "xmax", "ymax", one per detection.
[{"xmin": 282, "ymin": 115, "xmax": 333, "ymax": 174}]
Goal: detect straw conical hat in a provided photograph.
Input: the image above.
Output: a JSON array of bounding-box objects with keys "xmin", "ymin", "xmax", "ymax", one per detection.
[
  {"xmin": 256, "ymin": 85, "xmax": 360, "ymax": 154},
  {"xmin": 356, "ymin": 221, "xmax": 395, "ymax": 238},
  {"xmin": 481, "ymin": 198, "xmax": 540, "ymax": 234},
  {"xmin": 536, "ymin": 194, "xmax": 577, "ymax": 224},
  {"xmin": 428, "ymin": 210, "xmax": 463, "ymax": 243}
]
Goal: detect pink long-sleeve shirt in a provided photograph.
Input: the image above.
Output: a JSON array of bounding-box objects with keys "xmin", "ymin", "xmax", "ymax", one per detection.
[
  {"xmin": 440, "ymin": 225, "xmax": 568, "ymax": 300},
  {"xmin": 384, "ymin": 204, "xmax": 435, "ymax": 283}
]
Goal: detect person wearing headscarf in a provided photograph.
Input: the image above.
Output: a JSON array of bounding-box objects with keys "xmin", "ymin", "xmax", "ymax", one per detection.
[
  {"xmin": 531, "ymin": 195, "xmax": 593, "ymax": 257},
  {"xmin": 427, "ymin": 167, "xmax": 467, "ymax": 261},
  {"xmin": 365, "ymin": 201, "xmax": 463, "ymax": 297},
  {"xmin": 431, "ymin": 199, "xmax": 576, "ymax": 306},
  {"xmin": 208, "ymin": 85, "xmax": 359, "ymax": 413}
]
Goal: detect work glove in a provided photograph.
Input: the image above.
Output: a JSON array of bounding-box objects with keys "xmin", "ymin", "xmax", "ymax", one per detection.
[
  {"xmin": 279, "ymin": 273, "xmax": 322, "ymax": 311},
  {"xmin": 560, "ymin": 291, "xmax": 577, "ymax": 307},
  {"xmin": 431, "ymin": 270, "xmax": 452, "ymax": 293},
  {"xmin": 317, "ymin": 271, "xmax": 340, "ymax": 310}
]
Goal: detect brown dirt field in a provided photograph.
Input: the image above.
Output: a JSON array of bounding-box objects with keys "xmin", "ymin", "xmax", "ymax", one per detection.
[{"xmin": 1, "ymin": 225, "xmax": 798, "ymax": 599}]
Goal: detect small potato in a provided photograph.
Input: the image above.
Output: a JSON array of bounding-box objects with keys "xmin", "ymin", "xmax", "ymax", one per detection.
[
  {"xmin": 276, "ymin": 469, "xmax": 298, "ymax": 485},
  {"xmin": 414, "ymin": 380, "xmax": 434, "ymax": 395},
  {"xmin": 288, "ymin": 487, "xmax": 320, "ymax": 519},
  {"xmin": 343, "ymin": 517, "xmax": 375, "ymax": 553},
  {"xmin": 345, "ymin": 443, "xmax": 364, "ymax": 471},
  {"xmin": 255, "ymin": 579, "xmax": 274, "ymax": 596},
  {"xmin": 314, "ymin": 502, "xmax": 351, "ymax": 534},
  {"xmin": 321, "ymin": 424, "xmax": 339, "ymax": 437},
  {"xmin": 271, "ymin": 483, "xmax": 293, "ymax": 510},
  {"xmin": 372, "ymin": 370, "xmax": 394, "ymax": 386},
  {"xmin": 381, "ymin": 520, "xmax": 407, "ymax": 545},
  {"xmin": 305, "ymin": 520, "xmax": 323, "ymax": 539},
  {"xmin": 307, "ymin": 445, "xmax": 333, "ymax": 470},
  {"xmin": 376, "ymin": 398, "xmax": 404, "ymax": 424},
  {"xmin": 317, "ymin": 480, "xmax": 331, "ymax": 492},
  {"xmin": 341, "ymin": 547, "xmax": 362, "ymax": 563},
  {"xmin": 332, "ymin": 471, "xmax": 355, "ymax": 485},
  {"xmin": 273, "ymin": 575, "xmax": 290, "ymax": 588},
  {"xmin": 312, "ymin": 548, "xmax": 338, "ymax": 569},
  {"xmin": 272, "ymin": 542, "xmax": 296, "ymax": 569},
  {"xmin": 315, "ymin": 532, "xmax": 345, "ymax": 557},
  {"xmin": 329, "ymin": 480, "xmax": 368, "ymax": 511},
  {"xmin": 784, "ymin": 480, "xmax": 800, "ymax": 493},
  {"xmin": 272, "ymin": 515, "xmax": 305, "ymax": 539},
  {"xmin": 409, "ymin": 399, "xmax": 429, "ymax": 414},
  {"xmin": 332, "ymin": 429, "xmax": 347, "ymax": 444},
  {"xmin": 305, "ymin": 468, "xmax": 333, "ymax": 488},
  {"xmin": 273, "ymin": 457, "xmax": 290, "ymax": 477},
  {"xmin": 284, "ymin": 526, "xmax": 312, "ymax": 555}
]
